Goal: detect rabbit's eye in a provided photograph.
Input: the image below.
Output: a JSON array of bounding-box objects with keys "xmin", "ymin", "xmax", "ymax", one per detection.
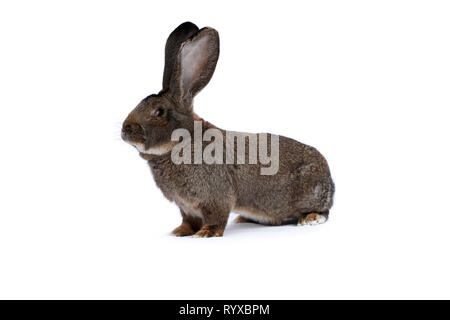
[{"xmin": 152, "ymin": 108, "xmax": 164, "ymax": 118}]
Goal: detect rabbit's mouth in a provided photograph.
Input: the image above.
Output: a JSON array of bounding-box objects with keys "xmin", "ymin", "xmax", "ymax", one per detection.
[
  {"xmin": 121, "ymin": 120, "xmax": 146, "ymax": 143},
  {"xmin": 121, "ymin": 124, "xmax": 173, "ymax": 156}
]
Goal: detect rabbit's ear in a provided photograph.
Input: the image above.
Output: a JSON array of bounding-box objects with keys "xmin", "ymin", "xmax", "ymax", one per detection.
[
  {"xmin": 162, "ymin": 22, "xmax": 199, "ymax": 90},
  {"xmin": 171, "ymin": 27, "xmax": 220, "ymax": 110}
]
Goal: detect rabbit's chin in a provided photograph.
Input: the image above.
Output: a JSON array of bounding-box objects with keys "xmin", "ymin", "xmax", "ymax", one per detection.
[{"xmin": 132, "ymin": 141, "xmax": 175, "ymax": 156}]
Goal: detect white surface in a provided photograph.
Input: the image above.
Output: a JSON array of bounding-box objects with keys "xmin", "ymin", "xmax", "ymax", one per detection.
[{"xmin": 1, "ymin": 0, "xmax": 449, "ymax": 299}]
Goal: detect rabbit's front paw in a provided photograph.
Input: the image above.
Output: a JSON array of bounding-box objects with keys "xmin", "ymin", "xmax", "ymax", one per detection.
[
  {"xmin": 299, "ymin": 213, "xmax": 327, "ymax": 226},
  {"xmin": 172, "ymin": 223, "xmax": 196, "ymax": 237},
  {"xmin": 193, "ymin": 225, "xmax": 224, "ymax": 238}
]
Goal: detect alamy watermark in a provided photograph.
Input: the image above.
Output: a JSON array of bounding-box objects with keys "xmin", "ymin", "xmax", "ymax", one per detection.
[{"xmin": 170, "ymin": 121, "xmax": 279, "ymax": 175}]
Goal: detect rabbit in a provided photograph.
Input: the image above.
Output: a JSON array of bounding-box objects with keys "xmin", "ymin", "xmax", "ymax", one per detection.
[{"xmin": 122, "ymin": 22, "xmax": 335, "ymax": 237}]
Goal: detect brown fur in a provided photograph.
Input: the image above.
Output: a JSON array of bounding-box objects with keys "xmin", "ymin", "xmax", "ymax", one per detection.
[{"xmin": 122, "ymin": 22, "xmax": 335, "ymax": 237}]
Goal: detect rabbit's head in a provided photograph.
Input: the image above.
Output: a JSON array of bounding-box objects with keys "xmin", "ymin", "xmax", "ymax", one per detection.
[{"xmin": 122, "ymin": 22, "xmax": 219, "ymax": 155}]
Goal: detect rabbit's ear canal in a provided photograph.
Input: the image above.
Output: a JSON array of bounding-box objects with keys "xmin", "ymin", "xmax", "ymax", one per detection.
[
  {"xmin": 163, "ymin": 22, "xmax": 199, "ymax": 90},
  {"xmin": 174, "ymin": 27, "xmax": 220, "ymax": 107}
]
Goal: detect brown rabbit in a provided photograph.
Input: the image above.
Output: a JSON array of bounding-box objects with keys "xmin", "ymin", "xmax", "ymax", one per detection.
[{"xmin": 122, "ymin": 22, "xmax": 334, "ymax": 237}]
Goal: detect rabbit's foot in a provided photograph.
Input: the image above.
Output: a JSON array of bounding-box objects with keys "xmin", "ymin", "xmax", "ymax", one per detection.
[
  {"xmin": 298, "ymin": 213, "xmax": 327, "ymax": 226},
  {"xmin": 193, "ymin": 225, "xmax": 225, "ymax": 238},
  {"xmin": 172, "ymin": 222, "xmax": 196, "ymax": 237}
]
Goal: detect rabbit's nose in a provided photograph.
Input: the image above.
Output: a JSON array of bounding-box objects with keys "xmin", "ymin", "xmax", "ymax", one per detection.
[{"xmin": 122, "ymin": 121, "xmax": 145, "ymax": 141}]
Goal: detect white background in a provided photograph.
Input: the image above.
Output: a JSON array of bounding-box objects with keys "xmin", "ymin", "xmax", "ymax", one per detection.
[{"xmin": 1, "ymin": 0, "xmax": 449, "ymax": 299}]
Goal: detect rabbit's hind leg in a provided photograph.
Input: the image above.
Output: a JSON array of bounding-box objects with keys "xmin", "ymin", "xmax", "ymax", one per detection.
[
  {"xmin": 298, "ymin": 211, "xmax": 329, "ymax": 226},
  {"xmin": 233, "ymin": 215, "xmax": 296, "ymax": 226},
  {"xmin": 233, "ymin": 215, "xmax": 254, "ymax": 224},
  {"xmin": 232, "ymin": 208, "xmax": 284, "ymax": 226}
]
